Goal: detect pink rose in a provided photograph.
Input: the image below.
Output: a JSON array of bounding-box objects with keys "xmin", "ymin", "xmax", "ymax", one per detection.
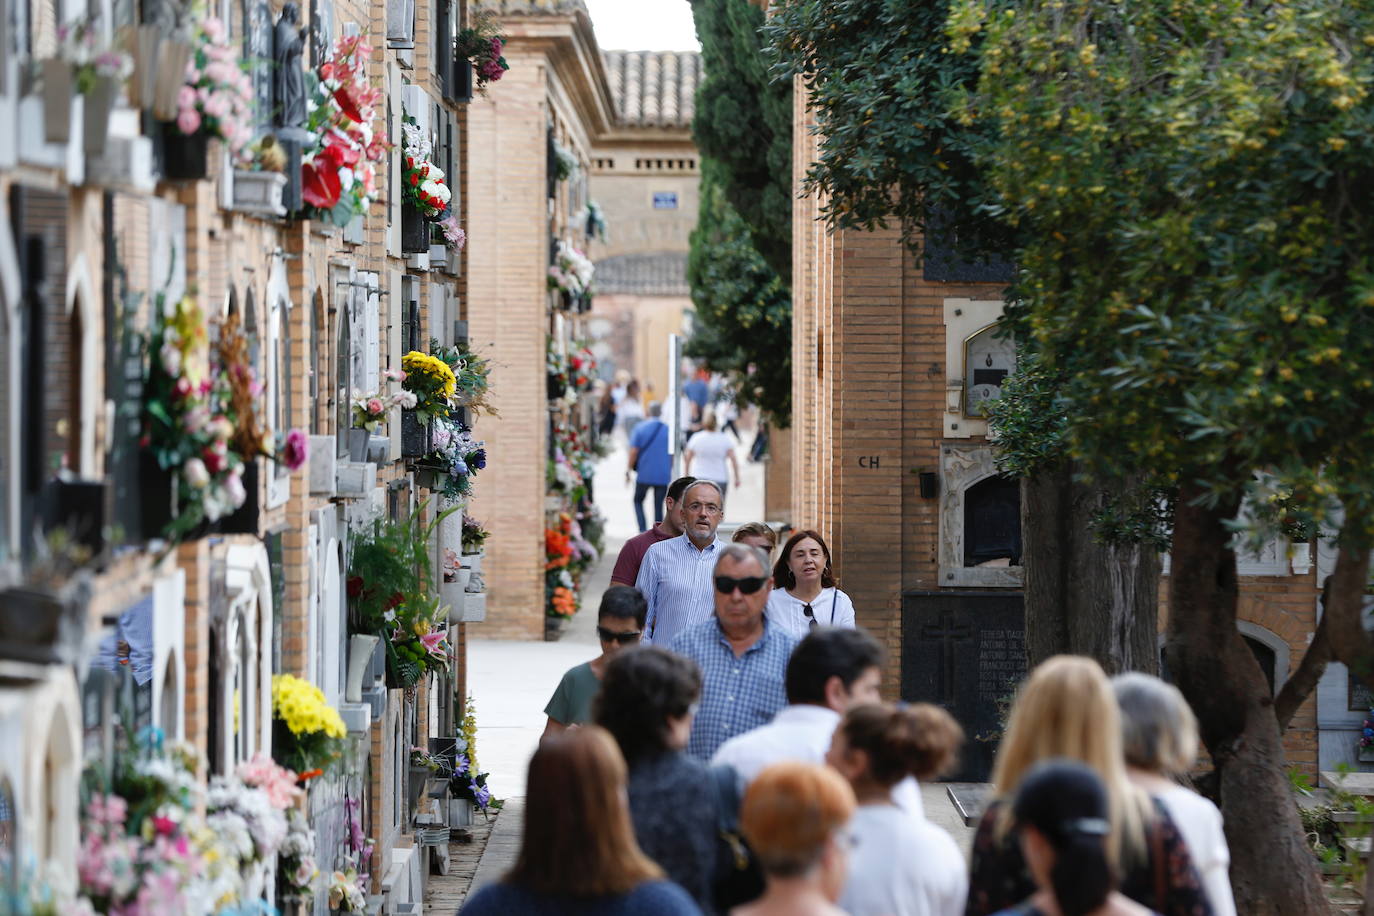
[
  {"xmin": 283, "ymin": 428, "xmax": 310, "ymax": 472},
  {"xmin": 367, "ymin": 397, "xmax": 384, "ymax": 415},
  {"xmin": 176, "ymin": 107, "xmax": 201, "ymax": 136}
]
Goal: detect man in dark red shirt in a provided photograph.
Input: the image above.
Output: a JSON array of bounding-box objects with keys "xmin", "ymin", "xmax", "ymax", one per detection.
[{"xmin": 610, "ymin": 475, "xmax": 696, "ymax": 587}]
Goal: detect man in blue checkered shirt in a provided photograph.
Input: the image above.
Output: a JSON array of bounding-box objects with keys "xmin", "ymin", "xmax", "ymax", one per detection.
[{"xmin": 669, "ymin": 541, "xmax": 798, "ymax": 760}]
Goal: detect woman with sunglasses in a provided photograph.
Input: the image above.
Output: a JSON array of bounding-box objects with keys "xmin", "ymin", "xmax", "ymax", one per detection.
[
  {"xmin": 768, "ymin": 530, "xmax": 856, "ymax": 638},
  {"xmin": 595, "ymin": 646, "xmax": 721, "ymax": 914},
  {"xmin": 542, "ymin": 586, "xmax": 648, "ymax": 740}
]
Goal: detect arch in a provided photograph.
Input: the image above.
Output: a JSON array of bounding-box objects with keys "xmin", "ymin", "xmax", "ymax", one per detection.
[
  {"xmin": 27, "ymin": 669, "xmax": 79, "ymax": 889},
  {"xmin": 64, "ymin": 252, "xmax": 97, "ymax": 476},
  {"xmin": 1237, "ymin": 620, "xmax": 1290, "ymax": 688},
  {"xmin": 225, "ymin": 542, "xmax": 275, "ymax": 759},
  {"xmin": 158, "ymin": 652, "xmax": 180, "ymax": 742},
  {"xmin": 310, "ymin": 288, "xmax": 325, "ymax": 434}
]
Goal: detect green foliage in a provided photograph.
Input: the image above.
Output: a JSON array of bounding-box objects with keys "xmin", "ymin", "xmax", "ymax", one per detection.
[
  {"xmin": 692, "ymin": 0, "xmax": 793, "ymax": 280},
  {"xmin": 952, "ymin": 0, "xmax": 1374, "ymax": 548},
  {"xmin": 686, "ymin": 159, "xmax": 793, "ymax": 424},
  {"xmin": 765, "ymin": 0, "xmax": 1010, "ymax": 259}
]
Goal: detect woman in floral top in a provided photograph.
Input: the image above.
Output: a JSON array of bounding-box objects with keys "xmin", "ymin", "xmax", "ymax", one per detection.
[{"xmin": 966, "ymin": 657, "xmax": 1212, "ymax": 916}]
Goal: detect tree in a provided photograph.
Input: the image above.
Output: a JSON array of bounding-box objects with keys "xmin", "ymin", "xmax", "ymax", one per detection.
[
  {"xmin": 685, "ymin": 160, "xmax": 792, "ymax": 423},
  {"xmin": 951, "ymin": 0, "xmax": 1374, "ymax": 909},
  {"xmin": 691, "ymin": 0, "xmax": 793, "ymax": 280},
  {"xmin": 767, "ymin": 0, "xmax": 1160, "ymax": 675}
]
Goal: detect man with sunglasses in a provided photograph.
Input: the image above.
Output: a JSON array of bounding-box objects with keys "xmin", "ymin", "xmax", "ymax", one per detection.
[
  {"xmin": 666, "ymin": 542, "xmax": 798, "ymax": 760},
  {"xmin": 636, "ymin": 480, "xmax": 728, "ymax": 647},
  {"xmin": 541, "ymin": 586, "xmax": 647, "ymax": 740}
]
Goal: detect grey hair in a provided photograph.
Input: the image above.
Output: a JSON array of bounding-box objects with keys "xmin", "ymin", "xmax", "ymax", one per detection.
[
  {"xmin": 1112, "ymin": 672, "xmax": 1199, "ymax": 775},
  {"xmin": 647, "ymin": 400, "xmax": 663, "ymax": 417},
  {"xmin": 715, "ymin": 542, "xmax": 770, "ymax": 578},
  {"xmin": 683, "ymin": 479, "xmax": 725, "ymax": 506}
]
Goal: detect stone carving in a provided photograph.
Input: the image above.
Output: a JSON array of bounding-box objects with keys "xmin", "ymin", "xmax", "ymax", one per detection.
[
  {"xmin": 273, "ymin": 3, "xmax": 307, "ymax": 130},
  {"xmin": 938, "ymin": 443, "xmax": 1024, "ymax": 589}
]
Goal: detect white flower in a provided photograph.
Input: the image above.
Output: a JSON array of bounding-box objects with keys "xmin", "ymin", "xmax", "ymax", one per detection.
[
  {"xmin": 183, "ymin": 458, "xmax": 210, "ymax": 489},
  {"xmin": 160, "ymin": 341, "xmax": 182, "ymax": 376}
]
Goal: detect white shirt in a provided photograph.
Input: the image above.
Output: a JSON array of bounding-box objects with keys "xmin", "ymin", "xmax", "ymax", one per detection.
[
  {"xmin": 710, "ymin": 704, "xmax": 924, "ymax": 818},
  {"xmin": 1155, "ymin": 785, "xmax": 1236, "ymax": 916},
  {"xmin": 685, "ymin": 430, "xmax": 734, "ymax": 484},
  {"xmin": 636, "ymin": 534, "xmax": 724, "ymax": 647},
  {"xmin": 840, "ymin": 805, "xmax": 967, "ymax": 916},
  {"xmin": 766, "ymin": 587, "xmax": 857, "ymax": 638}
]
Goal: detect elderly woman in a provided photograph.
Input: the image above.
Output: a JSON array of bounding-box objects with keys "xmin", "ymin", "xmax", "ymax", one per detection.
[
  {"xmin": 1113, "ymin": 673, "xmax": 1236, "ymax": 916},
  {"xmin": 734, "ymin": 762, "xmax": 856, "ymax": 916},
  {"xmin": 767, "ymin": 530, "xmax": 856, "ymax": 637},
  {"xmin": 594, "ymin": 646, "xmax": 720, "ymax": 914}
]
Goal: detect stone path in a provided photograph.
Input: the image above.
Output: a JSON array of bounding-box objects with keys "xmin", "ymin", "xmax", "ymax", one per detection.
[{"xmin": 420, "ymin": 815, "xmax": 494, "ymax": 914}]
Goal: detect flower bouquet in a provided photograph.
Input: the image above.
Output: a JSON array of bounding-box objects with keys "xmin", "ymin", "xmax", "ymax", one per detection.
[
  {"xmin": 461, "ymin": 516, "xmax": 489, "ymax": 555},
  {"xmin": 351, "ymin": 369, "xmax": 417, "ymax": 432},
  {"xmin": 271, "ymin": 673, "xmax": 348, "ymax": 778},
  {"xmin": 419, "ymin": 418, "xmax": 487, "ymax": 498},
  {"xmin": 385, "ymin": 593, "xmax": 451, "ymax": 689},
  {"xmin": 165, "ymin": 18, "xmax": 253, "ymax": 178},
  {"xmin": 44, "ymin": 17, "xmax": 132, "ymax": 150},
  {"xmin": 449, "ymin": 698, "xmax": 494, "ymax": 813},
  {"xmin": 328, "ymin": 863, "xmax": 368, "ymax": 913},
  {"xmin": 401, "ymin": 117, "xmax": 452, "ymax": 219},
  {"xmin": 433, "ymin": 338, "xmax": 498, "ymax": 416},
  {"xmin": 547, "ymin": 240, "xmax": 594, "ymax": 308},
  {"xmin": 401, "ymin": 350, "xmax": 457, "ymax": 422},
  {"xmin": 300, "ymin": 35, "xmax": 389, "ymax": 225},
  {"xmin": 277, "ymin": 807, "xmax": 319, "ymax": 902},
  {"xmin": 455, "ymin": 12, "xmax": 509, "ymax": 90},
  {"xmin": 437, "ymin": 212, "xmax": 467, "ymax": 251},
  {"xmin": 142, "ymin": 293, "xmax": 249, "ymax": 540}
]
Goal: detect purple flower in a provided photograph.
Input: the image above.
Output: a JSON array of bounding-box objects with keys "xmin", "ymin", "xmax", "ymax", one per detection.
[{"xmin": 469, "ymin": 448, "xmax": 487, "ymax": 470}]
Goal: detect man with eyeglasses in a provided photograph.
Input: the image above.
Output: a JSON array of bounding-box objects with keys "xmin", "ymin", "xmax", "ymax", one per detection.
[
  {"xmin": 666, "ymin": 542, "xmax": 798, "ymax": 760},
  {"xmin": 611, "ymin": 475, "xmax": 696, "ymax": 588},
  {"xmin": 541, "ymin": 586, "xmax": 647, "ymax": 740},
  {"xmin": 636, "ymin": 480, "xmax": 727, "ymax": 647}
]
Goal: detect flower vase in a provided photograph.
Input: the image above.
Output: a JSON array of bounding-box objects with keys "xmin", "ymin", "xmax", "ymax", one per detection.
[
  {"xmin": 1359, "ymin": 745, "xmax": 1374, "ymax": 763},
  {"xmin": 449, "ymin": 799, "xmax": 473, "ymax": 827},
  {"xmin": 559, "ymin": 289, "xmax": 574, "ymax": 311},
  {"xmin": 347, "ymin": 428, "xmax": 371, "ymax": 463},
  {"xmin": 428, "ymin": 243, "xmax": 448, "ymax": 267},
  {"xmin": 151, "ymin": 38, "xmax": 191, "ymax": 120},
  {"xmin": 83, "ymin": 74, "xmax": 118, "ymax": 155},
  {"xmin": 123, "ymin": 24, "xmax": 162, "ymax": 110},
  {"xmin": 162, "ymin": 123, "xmax": 208, "ymax": 181},
  {"xmin": 40, "ymin": 59, "xmax": 72, "ymax": 143},
  {"xmin": 346, "ymin": 634, "xmax": 380, "ymax": 703},
  {"xmin": 401, "ymin": 202, "xmax": 429, "ymax": 254},
  {"xmin": 451, "ymin": 58, "xmax": 473, "ymax": 104},
  {"xmin": 544, "ymin": 614, "xmax": 569, "ymax": 642},
  {"xmin": 400, "ymin": 409, "xmax": 432, "ymax": 457}
]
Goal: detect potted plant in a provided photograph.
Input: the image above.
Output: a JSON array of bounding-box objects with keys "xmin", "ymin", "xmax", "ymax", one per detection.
[
  {"xmin": 160, "ymin": 18, "xmax": 251, "ymax": 180},
  {"xmin": 271, "ymin": 672, "xmax": 348, "ymax": 779},
  {"xmin": 452, "ymin": 12, "xmax": 509, "ymax": 104},
  {"xmin": 349, "ymin": 369, "xmax": 415, "ymax": 460},
  {"xmin": 232, "ymin": 134, "xmax": 290, "ymax": 216},
  {"xmin": 399, "ymin": 350, "xmax": 456, "ymax": 456},
  {"xmin": 429, "ymin": 211, "xmax": 466, "ymax": 266},
  {"xmin": 299, "ymin": 35, "xmax": 388, "ymax": 225},
  {"xmin": 400, "ymin": 116, "xmax": 451, "ymax": 254}
]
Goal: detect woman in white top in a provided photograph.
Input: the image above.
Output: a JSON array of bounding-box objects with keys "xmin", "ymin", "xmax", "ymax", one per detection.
[
  {"xmin": 828, "ymin": 702, "xmax": 968, "ymax": 916},
  {"xmin": 683, "ymin": 409, "xmax": 740, "ymax": 496},
  {"xmin": 1113, "ymin": 672, "xmax": 1237, "ymax": 916},
  {"xmin": 767, "ymin": 529, "xmax": 856, "ymax": 637}
]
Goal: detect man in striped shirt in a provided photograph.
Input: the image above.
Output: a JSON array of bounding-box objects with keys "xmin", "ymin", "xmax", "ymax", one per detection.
[{"xmin": 636, "ymin": 480, "xmax": 726, "ymax": 645}]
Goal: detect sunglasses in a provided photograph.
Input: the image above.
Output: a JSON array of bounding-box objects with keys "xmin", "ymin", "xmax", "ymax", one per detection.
[
  {"xmin": 802, "ymin": 603, "xmax": 818, "ymax": 629},
  {"xmin": 596, "ymin": 626, "xmax": 643, "ymax": 644},
  {"xmin": 714, "ymin": 575, "xmax": 768, "ymax": 595}
]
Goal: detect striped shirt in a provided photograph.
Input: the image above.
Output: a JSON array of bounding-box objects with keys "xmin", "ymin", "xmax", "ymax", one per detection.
[
  {"xmin": 668, "ymin": 616, "xmax": 797, "ymax": 760},
  {"xmin": 636, "ymin": 534, "xmax": 724, "ymax": 646}
]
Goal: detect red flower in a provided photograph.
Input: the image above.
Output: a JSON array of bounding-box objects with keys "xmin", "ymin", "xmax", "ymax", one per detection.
[
  {"xmin": 347, "ymin": 576, "xmax": 364, "ymax": 597},
  {"xmin": 409, "ymin": 172, "xmax": 419, "ymax": 187},
  {"xmin": 302, "ymin": 159, "xmax": 343, "ymax": 209},
  {"xmin": 333, "ymin": 86, "xmax": 364, "ymax": 123}
]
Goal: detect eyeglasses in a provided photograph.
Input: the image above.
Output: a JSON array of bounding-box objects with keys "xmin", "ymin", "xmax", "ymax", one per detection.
[
  {"xmin": 685, "ymin": 501, "xmax": 722, "ymax": 515},
  {"xmin": 596, "ymin": 626, "xmax": 643, "ymax": 644},
  {"xmin": 802, "ymin": 603, "xmax": 818, "ymax": 629},
  {"xmin": 714, "ymin": 575, "xmax": 768, "ymax": 595}
]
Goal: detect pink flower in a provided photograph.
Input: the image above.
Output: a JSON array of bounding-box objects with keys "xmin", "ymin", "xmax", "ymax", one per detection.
[
  {"xmin": 176, "ymin": 107, "xmax": 201, "ymax": 136},
  {"xmin": 174, "ymin": 376, "xmax": 193, "ymax": 398},
  {"xmin": 420, "ymin": 631, "xmax": 449, "ymax": 659},
  {"xmin": 283, "ymin": 428, "xmax": 310, "ymax": 472},
  {"xmin": 367, "ymin": 397, "xmax": 384, "ymax": 415},
  {"xmin": 152, "ymin": 814, "xmax": 177, "ymax": 836}
]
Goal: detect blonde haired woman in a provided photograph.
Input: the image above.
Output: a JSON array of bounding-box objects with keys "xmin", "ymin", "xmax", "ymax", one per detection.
[{"xmin": 965, "ymin": 656, "xmax": 1212, "ymax": 916}]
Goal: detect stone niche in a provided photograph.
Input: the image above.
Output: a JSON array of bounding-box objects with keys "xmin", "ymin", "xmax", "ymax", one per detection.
[{"xmin": 939, "ymin": 443, "xmax": 1024, "ymax": 589}]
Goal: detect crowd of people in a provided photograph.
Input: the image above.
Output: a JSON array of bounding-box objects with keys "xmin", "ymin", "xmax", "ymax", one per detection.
[{"xmin": 460, "ymin": 477, "xmax": 1237, "ymax": 916}]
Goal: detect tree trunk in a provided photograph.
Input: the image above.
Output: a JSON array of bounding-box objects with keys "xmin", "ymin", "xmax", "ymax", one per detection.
[
  {"xmin": 1166, "ymin": 487, "xmax": 1330, "ymax": 915},
  {"xmin": 1022, "ymin": 463, "xmax": 1159, "ymax": 674}
]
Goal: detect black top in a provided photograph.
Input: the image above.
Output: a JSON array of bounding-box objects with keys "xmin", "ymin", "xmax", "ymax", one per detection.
[
  {"xmin": 459, "ymin": 880, "xmax": 701, "ymax": 915},
  {"xmin": 626, "ymin": 751, "xmax": 721, "ymax": 915},
  {"xmin": 966, "ymin": 799, "xmax": 1213, "ymax": 916}
]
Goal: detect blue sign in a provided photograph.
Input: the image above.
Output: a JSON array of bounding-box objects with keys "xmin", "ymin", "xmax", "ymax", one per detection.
[{"xmin": 653, "ymin": 192, "xmax": 678, "ymax": 210}]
